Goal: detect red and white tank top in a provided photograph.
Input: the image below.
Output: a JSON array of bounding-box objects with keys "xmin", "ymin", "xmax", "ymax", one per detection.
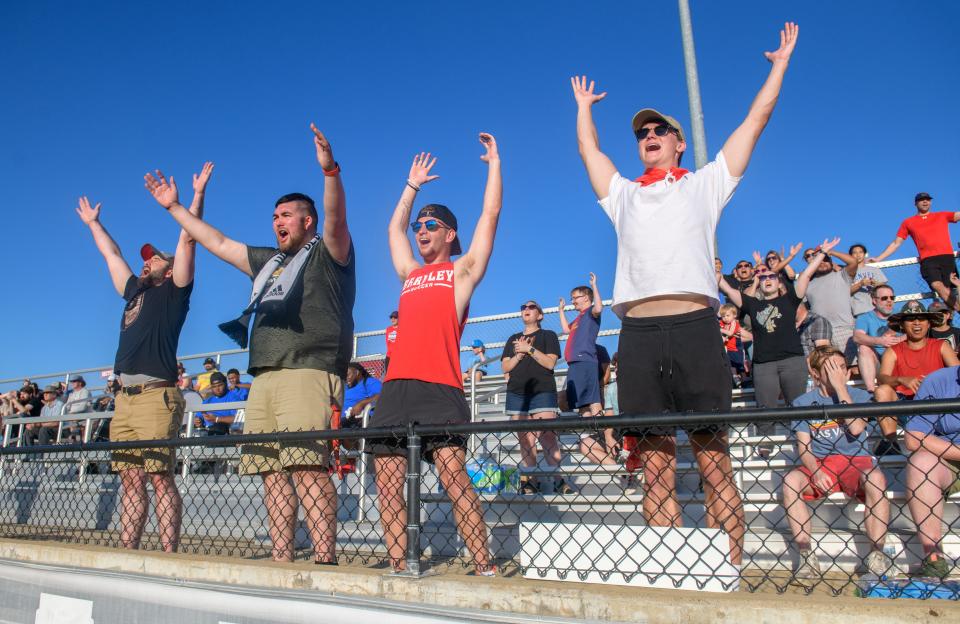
[{"xmin": 385, "ymin": 262, "xmax": 466, "ymax": 389}]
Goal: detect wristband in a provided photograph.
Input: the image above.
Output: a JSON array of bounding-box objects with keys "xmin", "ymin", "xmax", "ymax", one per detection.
[
  {"xmin": 406, "ymin": 180, "xmax": 421, "ymax": 192},
  {"xmin": 322, "ymin": 162, "xmax": 341, "ymax": 177}
]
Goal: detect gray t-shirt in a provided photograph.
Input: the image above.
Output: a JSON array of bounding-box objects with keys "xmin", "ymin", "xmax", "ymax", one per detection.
[
  {"xmin": 850, "ymin": 265, "xmax": 888, "ymax": 317},
  {"xmin": 247, "ymin": 241, "xmax": 356, "ymax": 378},
  {"xmin": 805, "ymin": 269, "xmax": 855, "ymax": 332}
]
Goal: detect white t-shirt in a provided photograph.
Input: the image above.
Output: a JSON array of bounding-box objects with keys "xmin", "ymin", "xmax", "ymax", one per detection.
[{"xmin": 598, "ymin": 151, "xmax": 741, "ymax": 318}]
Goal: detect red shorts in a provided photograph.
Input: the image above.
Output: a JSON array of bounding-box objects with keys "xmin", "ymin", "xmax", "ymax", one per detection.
[{"xmin": 799, "ymin": 455, "xmax": 875, "ymax": 502}]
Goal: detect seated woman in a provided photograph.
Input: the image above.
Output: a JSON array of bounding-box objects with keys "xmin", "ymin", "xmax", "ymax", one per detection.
[
  {"xmin": 904, "ymin": 365, "xmax": 960, "ymax": 579},
  {"xmin": 344, "ymin": 362, "xmax": 382, "ymax": 421},
  {"xmin": 781, "ymin": 345, "xmax": 898, "ymax": 583}
]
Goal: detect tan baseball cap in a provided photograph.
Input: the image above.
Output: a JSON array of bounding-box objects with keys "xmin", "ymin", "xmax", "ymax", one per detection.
[{"xmin": 631, "ymin": 108, "xmax": 686, "ymax": 143}]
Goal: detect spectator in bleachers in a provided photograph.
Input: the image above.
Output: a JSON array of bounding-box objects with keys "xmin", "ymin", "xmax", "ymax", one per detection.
[
  {"xmin": 853, "ymin": 285, "xmax": 903, "ymax": 391},
  {"xmin": 197, "ymin": 372, "xmax": 244, "ymax": 435},
  {"xmin": 343, "ymin": 362, "xmax": 381, "ymax": 419},
  {"xmin": 718, "ymin": 303, "xmax": 751, "ymax": 387},
  {"xmin": 802, "ymin": 241, "xmax": 860, "ymax": 362},
  {"xmin": 848, "ymin": 244, "xmax": 888, "ymax": 319},
  {"xmin": 384, "ymin": 311, "xmax": 398, "ymax": 375},
  {"xmin": 226, "ymin": 368, "xmax": 251, "ymax": 393},
  {"xmin": 25, "ymin": 385, "xmax": 65, "ymax": 446},
  {"xmin": 870, "ymin": 192, "xmax": 960, "ymax": 310},
  {"xmin": 782, "ymin": 345, "xmax": 898, "ymax": 582},
  {"xmin": 501, "ymin": 300, "xmax": 574, "ymax": 495},
  {"xmin": 720, "ymin": 254, "xmax": 826, "ymax": 415},
  {"xmin": 875, "ymin": 301, "xmax": 960, "ymax": 456},
  {"xmin": 195, "ymin": 357, "xmax": 219, "ymax": 398},
  {"xmin": 463, "ymin": 339, "xmax": 488, "ymax": 385},
  {"xmin": 761, "ymin": 244, "xmax": 802, "ymax": 282},
  {"xmin": 9, "ymin": 385, "xmax": 41, "ymax": 418},
  {"xmin": 903, "ymin": 365, "xmax": 960, "ymax": 578},
  {"xmin": 724, "ymin": 260, "xmax": 759, "ymax": 297},
  {"xmin": 64, "ymin": 375, "xmax": 91, "ymax": 415},
  {"xmin": 928, "ymin": 301, "xmax": 960, "ymax": 354},
  {"xmin": 796, "ymin": 303, "xmax": 833, "ymax": 357},
  {"xmin": 559, "ymin": 274, "xmax": 616, "ymax": 465},
  {"xmin": 603, "ymin": 352, "xmax": 619, "ymax": 417}
]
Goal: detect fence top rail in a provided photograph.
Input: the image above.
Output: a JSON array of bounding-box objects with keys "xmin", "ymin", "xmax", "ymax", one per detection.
[{"xmin": 5, "ymin": 397, "xmax": 960, "ymax": 456}]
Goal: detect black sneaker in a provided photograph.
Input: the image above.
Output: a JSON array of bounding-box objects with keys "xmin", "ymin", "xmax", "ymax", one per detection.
[
  {"xmin": 519, "ymin": 479, "xmax": 539, "ymax": 495},
  {"xmin": 555, "ymin": 479, "xmax": 577, "ymax": 495},
  {"xmin": 873, "ymin": 439, "xmax": 903, "ymax": 457}
]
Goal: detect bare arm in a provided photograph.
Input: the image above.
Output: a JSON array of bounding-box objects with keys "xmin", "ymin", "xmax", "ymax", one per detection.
[
  {"xmin": 770, "ymin": 242, "xmax": 802, "ymax": 274},
  {"xmin": 717, "ymin": 273, "xmax": 743, "ymax": 308},
  {"xmin": 828, "ymin": 248, "xmax": 859, "ymax": 278},
  {"xmin": 869, "ymin": 237, "xmax": 905, "ymax": 263},
  {"xmin": 571, "ymin": 76, "xmax": 617, "ymax": 199},
  {"xmin": 875, "ymin": 348, "xmax": 901, "ymax": 388},
  {"xmin": 388, "ymin": 153, "xmax": 438, "ymax": 280},
  {"xmin": 454, "ymin": 133, "xmax": 503, "ymax": 303},
  {"xmin": 144, "ymin": 171, "xmax": 252, "ymax": 276},
  {"xmin": 942, "ymin": 341, "xmax": 960, "ymax": 367},
  {"xmin": 75, "ymin": 197, "xmax": 134, "ymax": 296},
  {"xmin": 171, "ymin": 161, "xmax": 214, "ymax": 288},
  {"xmin": 310, "ymin": 124, "xmax": 351, "ymax": 264},
  {"xmin": 721, "ymin": 23, "xmax": 799, "ymax": 177},
  {"xmin": 557, "ymin": 298, "xmax": 571, "ymax": 334},
  {"xmin": 794, "ymin": 237, "xmax": 839, "ymax": 298},
  {"xmin": 588, "ymin": 272, "xmax": 603, "ymax": 318},
  {"xmin": 905, "ymin": 430, "xmax": 960, "ymax": 460}
]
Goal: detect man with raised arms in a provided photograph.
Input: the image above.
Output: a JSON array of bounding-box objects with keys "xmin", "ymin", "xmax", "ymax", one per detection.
[
  {"xmin": 368, "ymin": 134, "xmax": 501, "ymax": 576},
  {"xmin": 145, "ymin": 125, "xmax": 354, "ymax": 564},
  {"xmin": 76, "ymin": 161, "xmax": 211, "ymax": 552},
  {"xmin": 571, "ymin": 22, "xmax": 799, "ymax": 567}
]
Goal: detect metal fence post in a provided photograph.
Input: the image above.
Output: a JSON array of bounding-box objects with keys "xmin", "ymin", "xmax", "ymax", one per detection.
[
  {"xmin": 403, "ymin": 423, "xmax": 423, "ymax": 576},
  {"xmin": 356, "ymin": 405, "xmax": 372, "ymax": 523}
]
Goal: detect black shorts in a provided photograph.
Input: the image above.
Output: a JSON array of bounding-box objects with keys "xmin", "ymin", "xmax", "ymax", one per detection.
[
  {"xmin": 617, "ymin": 308, "xmax": 732, "ymax": 437},
  {"xmin": 365, "ymin": 379, "xmax": 469, "ymax": 464},
  {"xmin": 919, "ymin": 254, "xmax": 958, "ymax": 290}
]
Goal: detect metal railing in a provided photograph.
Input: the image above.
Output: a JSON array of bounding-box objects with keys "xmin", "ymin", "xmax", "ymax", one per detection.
[{"xmin": 2, "ymin": 399, "xmax": 959, "ymax": 597}]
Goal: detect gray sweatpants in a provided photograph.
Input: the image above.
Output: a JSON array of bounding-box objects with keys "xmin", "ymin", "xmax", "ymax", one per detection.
[{"xmin": 752, "ymin": 355, "xmax": 809, "ymax": 439}]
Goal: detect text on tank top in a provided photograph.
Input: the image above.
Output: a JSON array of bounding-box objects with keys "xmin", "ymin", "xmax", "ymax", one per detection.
[
  {"xmin": 384, "ymin": 262, "xmax": 467, "ymax": 389},
  {"xmin": 892, "ymin": 339, "xmax": 945, "ymax": 396}
]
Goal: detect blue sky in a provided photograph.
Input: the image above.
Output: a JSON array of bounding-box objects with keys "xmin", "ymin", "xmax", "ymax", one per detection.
[{"xmin": 1, "ymin": 1, "xmax": 958, "ymax": 381}]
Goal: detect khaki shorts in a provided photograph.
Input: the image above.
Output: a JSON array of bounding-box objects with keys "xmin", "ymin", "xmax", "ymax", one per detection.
[
  {"xmin": 239, "ymin": 368, "xmax": 343, "ymax": 475},
  {"xmin": 111, "ymin": 386, "xmax": 183, "ymax": 473},
  {"xmin": 945, "ymin": 459, "xmax": 960, "ymax": 497}
]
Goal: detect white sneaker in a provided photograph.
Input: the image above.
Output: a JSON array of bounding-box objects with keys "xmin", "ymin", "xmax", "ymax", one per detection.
[
  {"xmin": 793, "ymin": 548, "xmax": 821, "ymax": 584},
  {"xmin": 865, "ymin": 549, "xmax": 904, "ymax": 578}
]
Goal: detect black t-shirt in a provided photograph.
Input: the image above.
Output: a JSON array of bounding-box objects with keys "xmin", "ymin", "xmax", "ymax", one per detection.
[
  {"xmin": 113, "ymin": 276, "xmax": 193, "ymax": 381},
  {"xmin": 247, "ymin": 241, "xmax": 356, "ymax": 378},
  {"xmin": 739, "ymin": 280, "xmax": 804, "ymax": 363},
  {"xmin": 501, "ymin": 328, "xmax": 561, "ymax": 395},
  {"xmin": 17, "ymin": 397, "xmax": 41, "ymax": 417},
  {"xmin": 931, "ymin": 326, "xmax": 960, "ymax": 352}
]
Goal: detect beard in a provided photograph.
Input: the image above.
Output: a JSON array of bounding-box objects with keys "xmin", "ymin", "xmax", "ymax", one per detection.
[{"xmin": 137, "ymin": 267, "xmax": 169, "ymax": 288}]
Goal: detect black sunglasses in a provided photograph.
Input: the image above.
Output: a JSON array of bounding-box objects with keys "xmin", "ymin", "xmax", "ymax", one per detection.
[
  {"xmin": 520, "ymin": 304, "xmax": 540, "ymax": 311},
  {"xmin": 635, "ymin": 124, "xmax": 678, "ymax": 141},
  {"xmin": 735, "ymin": 263, "xmax": 752, "ymax": 269},
  {"xmin": 875, "ymin": 296, "xmax": 895, "ymax": 302},
  {"xmin": 410, "ymin": 219, "xmax": 449, "ymax": 233}
]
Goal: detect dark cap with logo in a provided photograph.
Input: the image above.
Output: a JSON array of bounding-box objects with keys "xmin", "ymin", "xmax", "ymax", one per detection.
[
  {"xmin": 210, "ymin": 371, "xmax": 227, "ymax": 386},
  {"xmin": 915, "ymin": 192, "xmax": 933, "ymax": 202},
  {"xmin": 416, "ymin": 204, "xmax": 462, "ymax": 256}
]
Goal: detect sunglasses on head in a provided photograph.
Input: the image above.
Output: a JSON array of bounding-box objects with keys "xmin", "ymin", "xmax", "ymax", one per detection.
[
  {"xmin": 635, "ymin": 124, "xmax": 677, "ymax": 141},
  {"xmin": 410, "ymin": 219, "xmax": 448, "ymax": 233},
  {"xmin": 520, "ymin": 304, "xmax": 540, "ymax": 311}
]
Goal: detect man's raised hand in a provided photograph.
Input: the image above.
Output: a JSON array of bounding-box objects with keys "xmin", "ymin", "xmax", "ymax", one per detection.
[
  {"xmin": 764, "ymin": 22, "xmax": 799, "ymax": 65},
  {"xmin": 408, "ymin": 152, "xmax": 439, "ymax": 188},
  {"xmin": 144, "ymin": 170, "xmax": 180, "ymax": 209},
  {"xmin": 570, "ymin": 75, "xmax": 607, "ymax": 108},
  {"xmin": 193, "ymin": 162, "xmax": 215, "ymax": 194},
  {"xmin": 479, "ymin": 132, "xmax": 499, "ymax": 162},
  {"xmin": 76, "ymin": 196, "xmax": 101, "ymax": 224},
  {"xmin": 310, "ymin": 123, "xmax": 336, "ymax": 171},
  {"xmin": 820, "ymin": 237, "xmax": 841, "ymax": 254}
]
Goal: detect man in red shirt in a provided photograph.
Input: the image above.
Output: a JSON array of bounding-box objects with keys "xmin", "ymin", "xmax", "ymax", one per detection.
[
  {"xmin": 369, "ymin": 134, "xmax": 501, "ymax": 576},
  {"xmin": 384, "ymin": 310, "xmax": 398, "ymax": 376},
  {"xmin": 874, "ymin": 301, "xmax": 960, "ymax": 455},
  {"xmin": 871, "ymin": 193, "xmax": 960, "ymax": 308}
]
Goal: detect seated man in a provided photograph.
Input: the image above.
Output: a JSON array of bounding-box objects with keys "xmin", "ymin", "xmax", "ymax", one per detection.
[
  {"xmin": 197, "ymin": 372, "xmax": 246, "ymax": 435},
  {"xmin": 875, "ymin": 301, "xmax": 959, "ymax": 455},
  {"xmin": 782, "ymin": 346, "xmax": 897, "ymax": 582},
  {"xmin": 854, "ymin": 285, "xmax": 902, "ymax": 392},
  {"xmin": 27, "ymin": 385, "xmax": 65, "ymax": 446},
  {"xmin": 904, "ymin": 365, "xmax": 960, "ymax": 578},
  {"xmin": 343, "ymin": 362, "xmax": 381, "ymax": 420},
  {"xmin": 226, "ymin": 368, "xmax": 252, "ymax": 392}
]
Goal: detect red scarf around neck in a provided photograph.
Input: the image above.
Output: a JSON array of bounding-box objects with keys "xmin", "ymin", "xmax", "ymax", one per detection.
[{"xmin": 635, "ymin": 167, "xmax": 690, "ymax": 186}]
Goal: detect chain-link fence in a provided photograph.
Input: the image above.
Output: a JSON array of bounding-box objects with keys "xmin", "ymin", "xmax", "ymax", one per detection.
[{"xmin": 2, "ymin": 399, "xmax": 959, "ymax": 598}]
